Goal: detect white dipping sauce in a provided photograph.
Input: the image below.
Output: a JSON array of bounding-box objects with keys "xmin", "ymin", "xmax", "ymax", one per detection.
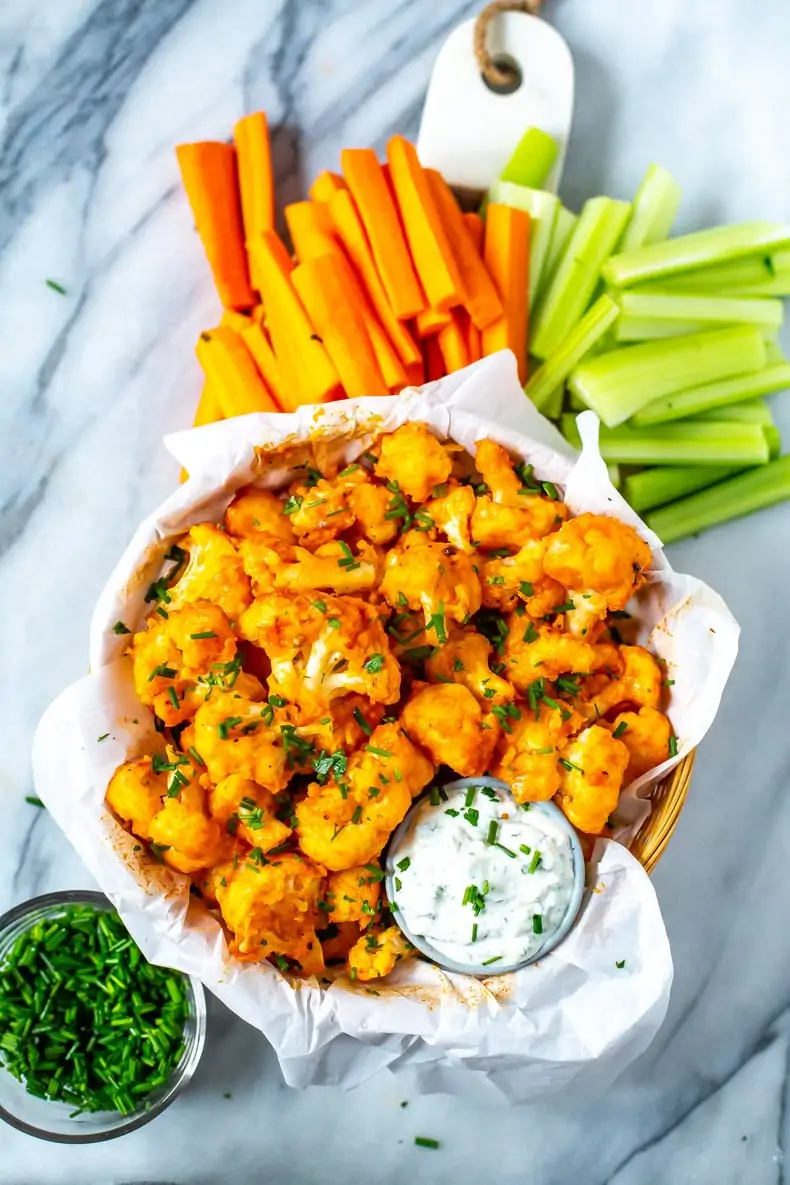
[{"xmin": 392, "ymin": 783, "xmax": 576, "ymax": 970}]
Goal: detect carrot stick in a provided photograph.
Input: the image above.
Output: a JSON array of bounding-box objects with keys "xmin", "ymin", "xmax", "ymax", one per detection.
[
  {"xmin": 248, "ymin": 230, "xmax": 343, "ymax": 407},
  {"xmin": 220, "ymin": 309, "xmax": 252, "ymax": 334},
  {"xmin": 459, "ymin": 309, "xmax": 482, "ymax": 363},
  {"xmin": 481, "ymin": 203, "xmax": 530, "ymax": 383},
  {"xmin": 176, "ymin": 141, "xmax": 255, "ymax": 310},
  {"xmin": 233, "ymin": 113, "xmax": 275, "ymax": 292},
  {"xmin": 340, "ymin": 148, "xmax": 425, "ymax": 319},
  {"xmin": 424, "ymin": 334, "xmax": 446, "ymax": 382},
  {"xmin": 180, "ymin": 382, "xmax": 225, "ymax": 482},
  {"xmin": 240, "ymin": 320, "xmax": 285, "ymax": 408},
  {"xmin": 309, "ymin": 171, "xmax": 347, "ymax": 204},
  {"xmin": 386, "ymin": 136, "xmax": 465, "ymax": 313},
  {"xmin": 285, "ymin": 201, "xmax": 337, "ymax": 261},
  {"xmin": 463, "ymin": 212, "xmax": 484, "ymax": 252},
  {"xmin": 196, "ymin": 326, "xmax": 279, "ymax": 417},
  {"xmin": 357, "ymin": 302, "xmax": 408, "ymax": 392},
  {"xmin": 292, "ymin": 254, "xmax": 389, "ymax": 398},
  {"xmin": 415, "ymin": 306, "xmax": 452, "ymax": 337},
  {"xmin": 437, "ymin": 311, "xmax": 471, "ymax": 373},
  {"xmin": 425, "ymin": 169, "xmax": 503, "ymax": 330}
]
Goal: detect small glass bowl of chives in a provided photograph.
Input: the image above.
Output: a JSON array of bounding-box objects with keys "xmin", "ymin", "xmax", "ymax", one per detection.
[{"xmin": 0, "ymin": 891, "xmax": 206, "ymax": 1144}]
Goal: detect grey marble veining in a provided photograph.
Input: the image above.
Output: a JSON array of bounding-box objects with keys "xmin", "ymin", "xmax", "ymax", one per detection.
[{"xmin": 2, "ymin": 0, "xmax": 790, "ymax": 1180}]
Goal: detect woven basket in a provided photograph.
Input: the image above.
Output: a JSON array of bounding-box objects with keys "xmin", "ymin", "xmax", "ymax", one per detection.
[{"xmin": 629, "ymin": 752, "xmax": 695, "ymax": 874}]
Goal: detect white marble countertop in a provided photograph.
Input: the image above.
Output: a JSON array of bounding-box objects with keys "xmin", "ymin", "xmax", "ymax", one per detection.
[{"xmin": 2, "ymin": 0, "xmax": 790, "ymax": 1181}]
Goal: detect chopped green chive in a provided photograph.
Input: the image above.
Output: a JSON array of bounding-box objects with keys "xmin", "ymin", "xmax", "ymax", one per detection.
[
  {"xmin": 471, "ymin": 923, "xmax": 478, "ymax": 942},
  {"xmin": 616, "ymin": 959, "xmax": 626, "ymax": 969},
  {"xmin": 485, "ymin": 820, "xmax": 499, "ymax": 846},
  {"xmin": 312, "ymin": 600, "xmax": 327, "ymax": 613},
  {"xmin": 351, "ymin": 806, "xmax": 363, "ymax": 825},
  {"xmin": 482, "ymin": 956, "xmax": 502, "ymax": 967},
  {"xmin": 528, "ymin": 850, "xmax": 542, "ymax": 874},
  {"xmin": 463, "ymin": 808, "xmax": 480, "ymax": 827},
  {"xmin": 364, "ymin": 745, "xmax": 390, "ymax": 758},
  {"xmin": 559, "ymin": 757, "xmax": 584, "ymax": 773},
  {"xmin": 532, "ymin": 915, "xmax": 543, "ymax": 935},
  {"xmin": 167, "ymin": 687, "xmax": 179, "ymax": 711},
  {"xmin": 327, "ymin": 617, "xmax": 341, "ymax": 630},
  {"xmin": 190, "ymin": 630, "xmax": 217, "ymax": 640},
  {"xmin": 397, "ymin": 857, "xmax": 411, "ymax": 872},
  {"xmin": 613, "ymin": 721, "xmax": 629, "ymax": 739},
  {"xmin": 363, "ymin": 653, "xmax": 385, "ymax": 673},
  {"xmin": 282, "ymin": 495, "xmax": 303, "ymax": 515},
  {"xmin": 496, "ymin": 843, "xmax": 516, "ymax": 858},
  {"xmin": 25, "ymin": 796, "xmax": 45, "ymax": 808},
  {"xmin": 46, "ymin": 278, "xmax": 67, "ymax": 294},
  {"xmin": 112, "ymin": 620, "xmax": 131, "ymax": 635},
  {"xmin": 415, "ymin": 1137, "xmax": 440, "ymax": 1150},
  {"xmin": 464, "ymin": 786, "xmax": 478, "ymax": 808},
  {"xmin": 669, "ymin": 735, "xmax": 678, "ymax": 757},
  {"xmin": 519, "ymin": 844, "xmax": 531, "ymax": 856}
]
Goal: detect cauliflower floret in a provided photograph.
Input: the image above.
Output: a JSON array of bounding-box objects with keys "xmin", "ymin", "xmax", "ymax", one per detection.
[
  {"xmin": 148, "ymin": 776, "xmax": 226, "ymax": 875},
  {"xmin": 316, "ymin": 695, "xmax": 386, "ymax": 754},
  {"xmin": 492, "ymin": 704, "xmax": 582, "ymax": 804},
  {"xmin": 166, "ymin": 524, "xmax": 252, "ymax": 621},
  {"xmin": 295, "ymin": 723, "xmax": 434, "ymax": 871},
  {"xmin": 471, "ymin": 495, "xmax": 567, "ymax": 552},
  {"xmin": 325, "ymin": 864, "xmax": 381, "ymax": 924},
  {"xmin": 239, "ymin": 593, "xmax": 400, "ymax": 713},
  {"xmin": 481, "ymin": 538, "xmax": 566, "ymax": 617},
  {"xmin": 555, "ymin": 725, "xmax": 630, "ymax": 834},
  {"xmin": 422, "ymin": 482, "xmax": 476, "ymax": 552},
  {"xmin": 380, "ymin": 533, "xmax": 481, "ymax": 645},
  {"xmin": 474, "ymin": 439, "xmax": 529, "ymax": 506},
  {"xmin": 425, "ymin": 628, "xmax": 514, "ymax": 704},
  {"xmin": 502, "ymin": 619, "xmax": 599, "ymax": 693},
  {"xmin": 208, "ymin": 774, "xmax": 292, "ymax": 851},
  {"xmin": 224, "ymin": 487, "xmax": 295, "ymax": 544},
  {"xmin": 542, "ymin": 513, "xmax": 653, "ymax": 637},
  {"xmin": 237, "ymin": 538, "xmax": 294, "ymax": 597},
  {"xmin": 239, "ymin": 538, "xmax": 381, "ymax": 597},
  {"xmin": 216, "ymin": 853, "xmax": 326, "ymax": 973},
  {"xmin": 130, "ymin": 602, "xmax": 237, "ymax": 725},
  {"xmin": 348, "ymin": 925, "xmax": 415, "ymax": 982},
  {"xmin": 583, "ymin": 645, "xmax": 663, "ymax": 718},
  {"xmin": 192, "ymin": 686, "xmax": 292, "ymax": 791},
  {"xmin": 375, "ymin": 423, "xmax": 453, "ymax": 503},
  {"xmin": 346, "ymin": 476, "xmax": 400, "ymax": 546},
  {"xmin": 286, "ymin": 476, "xmax": 355, "ymax": 547},
  {"xmin": 608, "ymin": 707, "xmax": 672, "ymax": 779},
  {"xmin": 401, "ymin": 683, "xmax": 500, "ymax": 778},
  {"xmin": 106, "ymin": 756, "xmax": 165, "ymax": 839}
]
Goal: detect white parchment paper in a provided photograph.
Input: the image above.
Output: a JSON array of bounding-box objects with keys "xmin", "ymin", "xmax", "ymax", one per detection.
[{"xmin": 32, "ymin": 352, "xmax": 739, "ymax": 1101}]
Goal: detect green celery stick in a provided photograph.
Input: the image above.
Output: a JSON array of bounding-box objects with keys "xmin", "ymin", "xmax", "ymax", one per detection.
[
  {"xmin": 614, "ymin": 292, "xmax": 783, "ymax": 343},
  {"xmin": 568, "ymin": 388, "xmax": 587, "ymax": 412},
  {"xmin": 645, "ymin": 455, "xmax": 790, "ymax": 543},
  {"xmin": 694, "ymin": 399, "xmax": 773, "ymax": 426},
  {"xmin": 536, "ymin": 207, "xmax": 578, "ymax": 307},
  {"xmin": 623, "ymin": 465, "xmax": 744, "ymax": 513},
  {"xmin": 539, "ymin": 384, "xmax": 564, "ymax": 421},
  {"xmin": 488, "ymin": 180, "xmax": 559, "ymax": 302},
  {"xmin": 620, "ymin": 164, "xmax": 682, "ymax": 251},
  {"xmin": 568, "ymin": 326, "xmax": 766, "ymax": 426},
  {"xmin": 764, "ymin": 342, "xmax": 788, "ymax": 365},
  {"xmin": 500, "ymin": 127, "xmax": 558, "ymax": 190},
  {"xmin": 614, "ymin": 316, "xmax": 734, "ymax": 342},
  {"xmin": 632, "ymin": 363, "xmax": 790, "ymax": 425},
  {"xmin": 525, "ymin": 295, "xmax": 619, "ymax": 411},
  {"xmin": 628, "ymin": 256, "xmax": 790, "ymax": 298},
  {"xmin": 561, "ymin": 414, "xmax": 770, "ymax": 466},
  {"xmin": 603, "ymin": 221, "xmax": 790, "ymax": 288},
  {"xmin": 531, "ymin": 197, "xmax": 632, "ymax": 360},
  {"xmin": 607, "ymin": 463, "xmax": 622, "ymax": 488},
  {"xmin": 764, "ymin": 425, "xmax": 782, "ymax": 459}
]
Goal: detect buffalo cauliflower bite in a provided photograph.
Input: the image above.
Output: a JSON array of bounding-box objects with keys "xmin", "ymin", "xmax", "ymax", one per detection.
[
  {"xmin": 345, "ymin": 476, "xmax": 400, "ymax": 546},
  {"xmin": 502, "ymin": 619, "xmax": 599, "ymax": 692},
  {"xmin": 295, "ymin": 723, "xmax": 434, "ymax": 871},
  {"xmin": 608, "ymin": 707, "xmax": 672, "ymax": 779},
  {"xmin": 166, "ymin": 524, "xmax": 252, "ymax": 621},
  {"xmin": 106, "ymin": 757, "xmax": 166, "ymax": 839},
  {"xmin": 422, "ymin": 482, "xmax": 476, "ymax": 552},
  {"xmin": 402, "ymin": 683, "xmax": 500, "ymax": 778},
  {"xmin": 375, "ymin": 423, "xmax": 453, "ymax": 503},
  {"xmin": 582, "ymin": 645, "xmax": 663, "ymax": 718},
  {"xmin": 542, "ymin": 513, "xmax": 652, "ymax": 637},
  {"xmin": 239, "ymin": 592, "xmax": 400, "ymax": 713},
  {"xmin": 348, "ymin": 925, "xmax": 415, "ymax": 982},
  {"xmin": 192, "ymin": 686, "xmax": 293, "ymax": 791},
  {"xmin": 215, "ymin": 853, "xmax": 325, "ymax": 973},
  {"xmin": 224, "ymin": 487, "xmax": 296, "ymax": 544},
  {"xmin": 325, "ymin": 864, "xmax": 381, "ymax": 924},
  {"xmin": 286, "ymin": 476, "xmax": 354, "ymax": 547},
  {"xmin": 555, "ymin": 725, "xmax": 630, "ymax": 834},
  {"xmin": 481, "ymin": 538, "xmax": 566, "ymax": 617},
  {"xmin": 492, "ymin": 705, "xmax": 582, "ymax": 804},
  {"xmin": 208, "ymin": 774, "xmax": 292, "ymax": 851},
  {"xmin": 380, "ymin": 533, "xmax": 481, "ymax": 644},
  {"xmin": 425, "ymin": 629, "xmax": 514, "ymax": 705},
  {"xmin": 471, "ymin": 439, "xmax": 568, "ymax": 549},
  {"xmin": 148, "ymin": 777, "xmax": 226, "ymax": 875},
  {"xmin": 240, "ymin": 538, "xmax": 381, "ymax": 596},
  {"xmin": 130, "ymin": 602, "xmax": 237, "ymax": 725}
]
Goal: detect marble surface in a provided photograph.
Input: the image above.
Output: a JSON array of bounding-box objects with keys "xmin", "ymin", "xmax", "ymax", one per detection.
[{"xmin": 2, "ymin": 0, "xmax": 790, "ymax": 1180}]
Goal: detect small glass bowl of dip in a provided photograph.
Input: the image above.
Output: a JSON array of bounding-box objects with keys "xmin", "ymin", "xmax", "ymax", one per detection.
[
  {"xmin": 384, "ymin": 777, "xmax": 586, "ymax": 976},
  {"xmin": 0, "ymin": 891, "xmax": 206, "ymax": 1144}
]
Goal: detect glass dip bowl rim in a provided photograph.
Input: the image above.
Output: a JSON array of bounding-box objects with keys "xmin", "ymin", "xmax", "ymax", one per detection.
[
  {"xmin": 384, "ymin": 776, "xmax": 586, "ymax": 977},
  {"xmin": 0, "ymin": 889, "xmax": 206, "ymax": 1144}
]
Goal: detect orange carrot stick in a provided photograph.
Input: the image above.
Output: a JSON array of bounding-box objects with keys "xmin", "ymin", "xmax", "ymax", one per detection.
[
  {"xmin": 425, "ymin": 170, "xmax": 503, "ymax": 330},
  {"xmin": 481, "ymin": 203, "xmax": 530, "ymax": 383},
  {"xmin": 176, "ymin": 141, "xmax": 255, "ymax": 309},
  {"xmin": 180, "ymin": 382, "xmax": 224, "ymax": 482},
  {"xmin": 220, "ymin": 309, "xmax": 252, "ymax": 334},
  {"xmin": 292, "ymin": 254, "xmax": 389, "ymax": 398},
  {"xmin": 386, "ymin": 136, "xmax": 465, "ymax": 313},
  {"xmin": 284, "ymin": 201, "xmax": 337, "ymax": 261},
  {"xmin": 463, "ymin": 212, "xmax": 484, "ymax": 252},
  {"xmin": 233, "ymin": 112, "xmax": 275, "ymax": 292},
  {"xmin": 459, "ymin": 309, "xmax": 482, "ymax": 363},
  {"xmin": 415, "ymin": 306, "xmax": 452, "ymax": 338},
  {"xmin": 437, "ymin": 311, "xmax": 470, "ymax": 373},
  {"xmin": 340, "ymin": 148, "xmax": 425, "ymax": 320},
  {"xmin": 423, "ymin": 334, "xmax": 446, "ymax": 382},
  {"xmin": 196, "ymin": 326, "xmax": 279, "ymax": 417},
  {"xmin": 248, "ymin": 230, "xmax": 343, "ymax": 407},
  {"xmin": 240, "ymin": 320, "xmax": 285, "ymax": 408},
  {"xmin": 327, "ymin": 189, "xmax": 424, "ymax": 379},
  {"xmin": 309, "ymin": 171, "xmax": 347, "ymax": 204}
]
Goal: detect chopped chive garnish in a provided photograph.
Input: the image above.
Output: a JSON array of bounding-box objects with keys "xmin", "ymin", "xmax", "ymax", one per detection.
[
  {"xmin": 463, "ymin": 808, "xmax": 479, "ymax": 826},
  {"xmin": 523, "ymin": 622, "xmax": 539, "ymax": 644},
  {"xmin": 312, "ymin": 600, "xmax": 327, "ymax": 613},
  {"xmin": 559, "ymin": 757, "xmax": 584, "ymax": 773},
  {"xmin": 532, "ymin": 914, "xmax": 543, "ymax": 935},
  {"xmin": 519, "ymin": 844, "xmax": 531, "ymax": 856},
  {"xmin": 45, "ymin": 278, "xmax": 67, "ymax": 294},
  {"xmin": 528, "ymin": 850, "xmax": 542, "ymax": 874},
  {"xmin": 397, "ymin": 857, "xmax": 411, "ymax": 872},
  {"xmin": 616, "ymin": 959, "xmax": 626, "ymax": 969},
  {"xmin": 167, "ymin": 687, "xmax": 179, "ymax": 711},
  {"xmin": 496, "ymin": 843, "xmax": 516, "ymax": 858},
  {"xmin": 364, "ymin": 745, "xmax": 390, "ymax": 758},
  {"xmin": 363, "ymin": 653, "xmax": 385, "ymax": 673},
  {"xmin": 668, "ymin": 735, "xmax": 678, "ymax": 757},
  {"xmin": 415, "ymin": 1137, "xmax": 440, "ymax": 1150},
  {"xmin": 112, "ymin": 620, "xmax": 131, "ymax": 635},
  {"xmin": 282, "ymin": 495, "xmax": 303, "ymax": 515},
  {"xmin": 327, "ymin": 617, "xmax": 341, "ymax": 630},
  {"xmin": 188, "ymin": 746, "xmax": 205, "ymax": 767},
  {"xmin": 613, "ymin": 721, "xmax": 629, "ymax": 739},
  {"xmin": 485, "ymin": 820, "xmax": 498, "ymax": 845},
  {"xmin": 445, "ymin": 808, "xmax": 460, "ymax": 817},
  {"xmin": 464, "ymin": 786, "xmax": 478, "ymax": 808},
  {"xmin": 553, "ymin": 600, "xmax": 576, "ymax": 613},
  {"xmin": 25, "ymin": 796, "xmax": 45, "ymax": 808},
  {"xmin": 482, "ymin": 956, "xmax": 502, "ymax": 967},
  {"xmin": 351, "ymin": 806, "xmax": 362, "ymax": 825},
  {"xmin": 471, "ymin": 923, "xmax": 478, "ymax": 942},
  {"xmin": 429, "ymin": 787, "xmax": 441, "ymax": 806},
  {"xmin": 190, "ymin": 630, "xmax": 217, "ymax": 640},
  {"xmin": 97, "ymin": 733, "xmax": 109, "ymax": 742}
]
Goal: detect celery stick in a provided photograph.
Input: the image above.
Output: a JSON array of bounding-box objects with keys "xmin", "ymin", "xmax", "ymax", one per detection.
[
  {"xmin": 525, "ymin": 295, "xmax": 619, "ymax": 411},
  {"xmin": 694, "ymin": 399, "xmax": 773, "ymax": 426},
  {"xmin": 645, "ymin": 456, "xmax": 790, "ymax": 543},
  {"xmin": 620, "ymin": 164, "xmax": 682, "ymax": 252},
  {"xmin": 629, "ymin": 257, "xmax": 790, "ymax": 298},
  {"xmin": 765, "ymin": 342, "xmax": 788, "ymax": 365},
  {"xmin": 531, "ymin": 198, "xmax": 632, "ymax": 360},
  {"xmin": 569, "ymin": 326, "xmax": 766, "ymax": 427},
  {"xmin": 614, "ymin": 293, "xmax": 783, "ymax": 344},
  {"xmin": 632, "ymin": 362, "xmax": 790, "ymax": 426},
  {"xmin": 536, "ymin": 207, "xmax": 578, "ymax": 307},
  {"xmin": 623, "ymin": 465, "xmax": 744, "ymax": 513},
  {"xmin": 603, "ymin": 221, "xmax": 790, "ymax": 288},
  {"xmin": 561, "ymin": 415, "xmax": 770, "ymax": 466},
  {"xmin": 614, "ymin": 316, "xmax": 732, "ymax": 343},
  {"xmin": 500, "ymin": 127, "xmax": 558, "ymax": 190},
  {"xmin": 764, "ymin": 425, "xmax": 782, "ymax": 459},
  {"xmin": 488, "ymin": 181, "xmax": 559, "ymax": 302},
  {"xmin": 568, "ymin": 388, "xmax": 587, "ymax": 412},
  {"xmin": 540, "ymin": 384, "xmax": 564, "ymax": 421}
]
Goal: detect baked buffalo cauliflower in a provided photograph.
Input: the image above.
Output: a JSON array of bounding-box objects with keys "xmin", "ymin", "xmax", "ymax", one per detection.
[
  {"xmin": 422, "ymin": 482, "xmax": 476, "ymax": 552},
  {"xmin": 480, "ymin": 538, "xmax": 566, "ymax": 617},
  {"xmin": 224, "ymin": 487, "xmax": 296, "ymax": 545},
  {"xmin": 106, "ymin": 756, "xmax": 166, "ymax": 840},
  {"xmin": 555, "ymin": 725, "xmax": 630, "ymax": 833},
  {"xmin": 208, "ymin": 774, "xmax": 292, "ymax": 851},
  {"xmin": 375, "ymin": 423, "xmax": 453, "ymax": 503},
  {"xmin": 380, "ymin": 533, "xmax": 481, "ymax": 644},
  {"xmin": 166, "ymin": 524, "xmax": 252, "ymax": 621},
  {"xmin": 582, "ymin": 645, "xmax": 663, "ymax": 718},
  {"xmin": 239, "ymin": 538, "xmax": 381, "ymax": 597},
  {"xmin": 471, "ymin": 439, "xmax": 568, "ymax": 549},
  {"xmin": 492, "ymin": 703, "xmax": 583, "ymax": 804},
  {"xmin": 325, "ymin": 864, "xmax": 381, "ymax": 925},
  {"xmin": 608, "ymin": 707, "xmax": 673, "ymax": 779},
  {"xmin": 348, "ymin": 925, "xmax": 415, "ymax": 982},
  {"xmin": 285, "ymin": 475, "xmax": 354, "ymax": 547},
  {"xmin": 192, "ymin": 684, "xmax": 294, "ymax": 791},
  {"xmin": 401, "ymin": 683, "xmax": 500, "ymax": 778},
  {"xmin": 425, "ymin": 628, "xmax": 514, "ymax": 704}
]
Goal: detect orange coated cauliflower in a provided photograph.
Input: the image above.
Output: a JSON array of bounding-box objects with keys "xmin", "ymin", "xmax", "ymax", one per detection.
[
  {"xmin": 207, "ymin": 774, "xmax": 292, "ymax": 851},
  {"xmin": 285, "ymin": 475, "xmax": 354, "ymax": 547},
  {"xmin": 345, "ymin": 474, "xmax": 400, "ymax": 546},
  {"xmin": 348, "ymin": 925, "xmax": 415, "ymax": 982},
  {"xmin": 555, "ymin": 725, "xmax": 630, "ymax": 834},
  {"xmin": 502, "ymin": 619, "xmax": 599, "ymax": 693},
  {"xmin": 380, "ymin": 533, "xmax": 481, "ymax": 645},
  {"xmin": 375, "ymin": 423, "xmax": 453, "ymax": 503},
  {"xmin": 106, "ymin": 756, "xmax": 166, "ymax": 840},
  {"xmin": 425, "ymin": 628, "xmax": 514, "ymax": 704},
  {"xmin": 422, "ymin": 482, "xmax": 476, "ymax": 552},
  {"xmin": 325, "ymin": 864, "xmax": 381, "ymax": 924},
  {"xmin": 401, "ymin": 683, "xmax": 500, "ymax": 778},
  {"xmin": 582, "ymin": 645, "xmax": 663, "ymax": 718},
  {"xmin": 492, "ymin": 704, "xmax": 582, "ymax": 804},
  {"xmin": 192, "ymin": 685, "xmax": 294, "ymax": 791},
  {"xmin": 166, "ymin": 524, "xmax": 252, "ymax": 621},
  {"xmin": 608, "ymin": 707, "xmax": 672, "ymax": 779},
  {"xmin": 471, "ymin": 440, "xmax": 568, "ymax": 550},
  {"xmin": 224, "ymin": 487, "xmax": 296, "ymax": 545},
  {"xmin": 481, "ymin": 538, "xmax": 566, "ymax": 617},
  {"xmin": 148, "ymin": 776, "xmax": 226, "ymax": 875}
]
